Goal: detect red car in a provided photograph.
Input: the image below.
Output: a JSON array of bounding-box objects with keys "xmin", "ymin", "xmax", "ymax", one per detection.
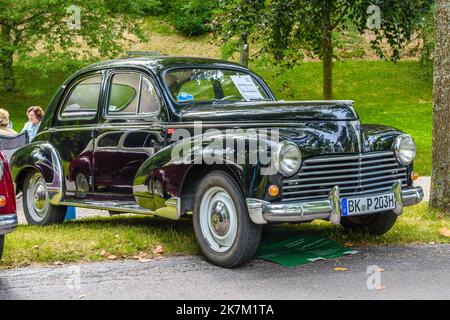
[{"xmin": 0, "ymin": 151, "xmax": 17, "ymax": 260}]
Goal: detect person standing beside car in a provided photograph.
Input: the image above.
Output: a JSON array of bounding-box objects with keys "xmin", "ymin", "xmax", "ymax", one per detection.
[
  {"xmin": 21, "ymin": 106, "xmax": 44, "ymax": 141},
  {"xmin": 0, "ymin": 109, "xmax": 17, "ymax": 137}
]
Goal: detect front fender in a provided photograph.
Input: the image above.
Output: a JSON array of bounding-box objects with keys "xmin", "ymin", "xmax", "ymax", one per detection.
[
  {"xmin": 361, "ymin": 124, "xmax": 404, "ymax": 152},
  {"xmin": 10, "ymin": 142, "xmax": 64, "ymax": 205},
  {"xmin": 133, "ymin": 131, "xmax": 282, "ymax": 210}
]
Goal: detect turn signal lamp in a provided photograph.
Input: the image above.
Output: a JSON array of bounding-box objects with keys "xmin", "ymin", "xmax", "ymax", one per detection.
[
  {"xmin": 268, "ymin": 185, "xmax": 279, "ymax": 197},
  {"xmin": 0, "ymin": 196, "xmax": 6, "ymax": 208}
]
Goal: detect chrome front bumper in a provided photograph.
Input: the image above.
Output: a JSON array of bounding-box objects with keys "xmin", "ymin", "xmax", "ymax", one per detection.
[
  {"xmin": 246, "ymin": 182, "xmax": 424, "ymax": 225},
  {"xmin": 0, "ymin": 214, "xmax": 18, "ymax": 236}
]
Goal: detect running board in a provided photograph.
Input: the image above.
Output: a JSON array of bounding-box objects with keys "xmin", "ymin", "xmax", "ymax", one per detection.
[{"xmin": 60, "ymin": 197, "xmax": 181, "ymax": 220}]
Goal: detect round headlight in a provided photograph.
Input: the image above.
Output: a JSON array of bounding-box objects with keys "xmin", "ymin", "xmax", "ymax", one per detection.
[
  {"xmin": 393, "ymin": 135, "xmax": 416, "ymax": 166},
  {"xmin": 276, "ymin": 141, "xmax": 302, "ymax": 176}
]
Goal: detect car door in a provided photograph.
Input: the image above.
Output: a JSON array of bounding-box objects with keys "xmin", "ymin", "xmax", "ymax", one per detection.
[
  {"xmin": 50, "ymin": 71, "xmax": 103, "ymax": 198},
  {"xmin": 93, "ymin": 70, "xmax": 167, "ymax": 197}
]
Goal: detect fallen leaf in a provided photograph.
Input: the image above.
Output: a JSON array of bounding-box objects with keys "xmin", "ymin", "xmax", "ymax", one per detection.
[
  {"xmin": 429, "ymin": 241, "xmax": 436, "ymax": 245},
  {"xmin": 32, "ymin": 245, "xmax": 39, "ymax": 250},
  {"xmin": 53, "ymin": 261, "xmax": 64, "ymax": 266},
  {"xmin": 153, "ymin": 245, "xmax": 165, "ymax": 255},
  {"xmin": 334, "ymin": 267, "xmax": 347, "ymax": 271},
  {"xmin": 107, "ymin": 255, "xmax": 117, "ymax": 260},
  {"xmin": 132, "ymin": 252, "xmax": 149, "ymax": 259},
  {"xmin": 439, "ymin": 228, "xmax": 450, "ymax": 238},
  {"xmin": 344, "ymin": 242, "xmax": 353, "ymax": 247},
  {"xmin": 100, "ymin": 250, "xmax": 108, "ymax": 257}
]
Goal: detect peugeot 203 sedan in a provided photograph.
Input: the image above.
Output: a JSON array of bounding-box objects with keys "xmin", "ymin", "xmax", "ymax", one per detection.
[
  {"xmin": 10, "ymin": 56, "xmax": 423, "ymax": 267},
  {"xmin": 0, "ymin": 150, "xmax": 17, "ymax": 260}
]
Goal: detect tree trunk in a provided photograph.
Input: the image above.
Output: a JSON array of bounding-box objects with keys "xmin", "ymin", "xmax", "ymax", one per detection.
[
  {"xmin": 240, "ymin": 32, "xmax": 249, "ymax": 67},
  {"xmin": 0, "ymin": 54, "xmax": 15, "ymax": 92},
  {"xmin": 321, "ymin": 11, "xmax": 333, "ymax": 100},
  {"xmin": 430, "ymin": 0, "xmax": 450, "ymax": 214},
  {"xmin": 0, "ymin": 24, "xmax": 15, "ymax": 92}
]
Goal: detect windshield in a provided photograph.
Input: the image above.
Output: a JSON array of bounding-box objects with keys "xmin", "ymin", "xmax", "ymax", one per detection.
[{"xmin": 164, "ymin": 68, "xmax": 271, "ymax": 104}]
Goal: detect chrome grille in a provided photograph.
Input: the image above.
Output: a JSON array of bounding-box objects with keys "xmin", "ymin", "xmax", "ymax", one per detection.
[{"xmin": 282, "ymin": 151, "xmax": 408, "ymax": 202}]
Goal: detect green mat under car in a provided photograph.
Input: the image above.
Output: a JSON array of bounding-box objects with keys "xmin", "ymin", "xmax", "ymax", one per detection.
[{"xmin": 256, "ymin": 228, "xmax": 358, "ymax": 267}]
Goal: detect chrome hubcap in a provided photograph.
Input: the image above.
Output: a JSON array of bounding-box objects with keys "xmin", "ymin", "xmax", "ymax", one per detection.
[
  {"xmin": 210, "ymin": 201, "xmax": 230, "ymax": 237},
  {"xmin": 76, "ymin": 173, "xmax": 89, "ymax": 193},
  {"xmin": 33, "ymin": 185, "xmax": 47, "ymax": 211},
  {"xmin": 26, "ymin": 173, "xmax": 49, "ymax": 222},
  {"xmin": 200, "ymin": 187, "xmax": 238, "ymax": 253}
]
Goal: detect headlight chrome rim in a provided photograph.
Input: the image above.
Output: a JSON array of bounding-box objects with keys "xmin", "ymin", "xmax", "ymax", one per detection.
[
  {"xmin": 276, "ymin": 141, "xmax": 302, "ymax": 177},
  {"xmin": 393, "ymin": 134, "xmax": 416, "ymax": 166}
]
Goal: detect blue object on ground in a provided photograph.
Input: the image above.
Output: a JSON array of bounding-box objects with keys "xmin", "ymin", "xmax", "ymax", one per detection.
[{"xmin": 65, "ymin": 206, "xmax": 76, "ymax": 221}]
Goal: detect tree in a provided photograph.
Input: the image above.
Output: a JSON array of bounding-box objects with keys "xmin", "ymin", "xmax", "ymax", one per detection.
[
  {"xmin": 214, "ymin": 0, "xmax": 266, "ymax": 67},
  {"xmin": 0, "ymin": 0, "xmax": 145, "ymax": 92},
  {"xmin": 215, "ymin": 0, "xmax": 433, "ymax": 99},
  {"xmin": 430, "ymin": 0, "xmax": 450, "ymax": 214}
]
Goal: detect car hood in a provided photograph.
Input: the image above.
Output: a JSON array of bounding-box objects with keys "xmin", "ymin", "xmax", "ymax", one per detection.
[{"xmin": 177, "ymin": 100, "xmax": 358, "ymax": 122}]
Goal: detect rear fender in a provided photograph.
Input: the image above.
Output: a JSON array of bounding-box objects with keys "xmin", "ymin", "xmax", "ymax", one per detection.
[{"xmin": 10, "ymin": 142, "xmax": 64, "ymax": 204}]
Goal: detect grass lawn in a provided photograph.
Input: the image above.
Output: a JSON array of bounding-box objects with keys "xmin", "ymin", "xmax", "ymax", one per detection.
[{"xmin": 1, "ymin": 202, "xmax": 448, "ymax": 269}]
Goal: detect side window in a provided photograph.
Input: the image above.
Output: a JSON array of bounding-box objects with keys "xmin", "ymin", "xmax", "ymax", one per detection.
[
  {"xmin": 107, "ymin": 72, "xmax": 161, "ymax": 117},
  {"xmin": 97, "ymin": 132, "xmax": 123, "ymax": 148},
  {"xmin": 139, "ymin": 77, "xmax": 160, "ymax": 114},
  {"xmin": 108, "ymin": 73, "xmax": 140, "ymax": 115},
  {"xmin": 60, "ymin": 75, "xmax": 101, "ymax": 119},
  {"xmin": 123, "ymin": 131, "xmax": 151, "ymax": 148}
]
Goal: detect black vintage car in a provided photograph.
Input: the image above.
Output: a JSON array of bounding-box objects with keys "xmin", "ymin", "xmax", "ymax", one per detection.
[{"xmin": 10, "ymin": 56, "xmax": 423, "ymax": 267}]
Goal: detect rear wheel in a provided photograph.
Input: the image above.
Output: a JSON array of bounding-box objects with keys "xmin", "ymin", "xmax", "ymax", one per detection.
[
  {"xmin": 340, "ymin": 210, "xmax": 398, "ymax": 235},
  {"xmin": 23, "ymin": 170, "xmax": 66, "ymax": 226},
  {"xmin": 193, "ymin": 171, "xmax": 262, "ymax": 268},
  {"xmin": 0, "ymin": 235, "xmax": 4, "ymax": 260}
]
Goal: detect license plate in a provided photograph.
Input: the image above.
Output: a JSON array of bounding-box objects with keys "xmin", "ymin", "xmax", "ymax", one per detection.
[{"xmin": 341, "ymin": 193, "xmax": 396, "ymax": 216}]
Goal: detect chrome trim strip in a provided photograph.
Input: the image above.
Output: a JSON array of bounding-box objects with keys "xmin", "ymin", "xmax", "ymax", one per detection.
[
  {"xmin": 0, "ymin": 214, "xmax": 18, "ymax": 235},
  {"xmin": 47, "ymin": 145, "xmax": 64, "ymax": 205},
  {"xmin": 246, "ymin": 186, "xmax": 423, "ymax": 224},
  {"xmin": 302, "ymin": 152, "xmax": 395, "ymax": 164},
  {"xmin": 304, "ymin": 158, "xmax": 397, "ymax": 170},
  {"xmin": 329, "ymin": 186, "xmax": 341, "ymax": 224},
  {"xmin": 60, "ymin": 197, "xmax": 182, "ymax": 220},
  {"xmin": 392, "ymin": 181, "xmax": 404, "ymax": 215},
  {"xmin": 284, "ymin": 178, "xmax": 407, "ymax": 191},
  {"xmin": 285, "ymin": 168, "xmax": 406, "ymax": 184},
  {"xmin": 296, "ymin": 163, "xmax": 403, "ymax": 176}
]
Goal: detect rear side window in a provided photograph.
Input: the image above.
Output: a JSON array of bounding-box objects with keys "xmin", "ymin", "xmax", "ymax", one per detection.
[
  {"xmin": 108, "ymin": 73, "xmax": 140, "ymax": 115},
  {"xmin": 60, "ymin": 75, "xmax": 102, "ymax": 119},
  {"xmin": 107, "ymin": 72, "xmax": 161, "ymax": 117},
  {"xmin": 97, "ymin": 132, "xmax": 123, "ymax": 148}
]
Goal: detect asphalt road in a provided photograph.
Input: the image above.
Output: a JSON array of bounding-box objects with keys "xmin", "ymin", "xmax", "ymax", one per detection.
[{"xmin": 1, "ymin": 244, "xmax": 449, "ymax": 300}]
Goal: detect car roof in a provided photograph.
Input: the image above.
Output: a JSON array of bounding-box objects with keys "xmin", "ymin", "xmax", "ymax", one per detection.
[{"xmin": 74, "ymin": 56, "xmax": 249, "ymax": 78}]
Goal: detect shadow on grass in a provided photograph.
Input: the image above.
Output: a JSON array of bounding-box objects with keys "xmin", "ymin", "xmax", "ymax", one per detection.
[{"xmin": 61, "ymin": 215, "xmax": 194, "ymax": 230}]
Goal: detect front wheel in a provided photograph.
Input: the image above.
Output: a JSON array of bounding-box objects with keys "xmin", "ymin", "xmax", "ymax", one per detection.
[
  {"xmin": 193, "ymin": 171, "xmax": 262, "ymax": 268},
  {"xmin": 340, "ymin": 210, "xmax": 398, "ymax": 235},
  {"xmin": 0, "ymin": 235, "xmax": 4, "ymax": 260},
  {"xmin": 23, "ymin": 170, "xmax": 66, "ymax": 226}
]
